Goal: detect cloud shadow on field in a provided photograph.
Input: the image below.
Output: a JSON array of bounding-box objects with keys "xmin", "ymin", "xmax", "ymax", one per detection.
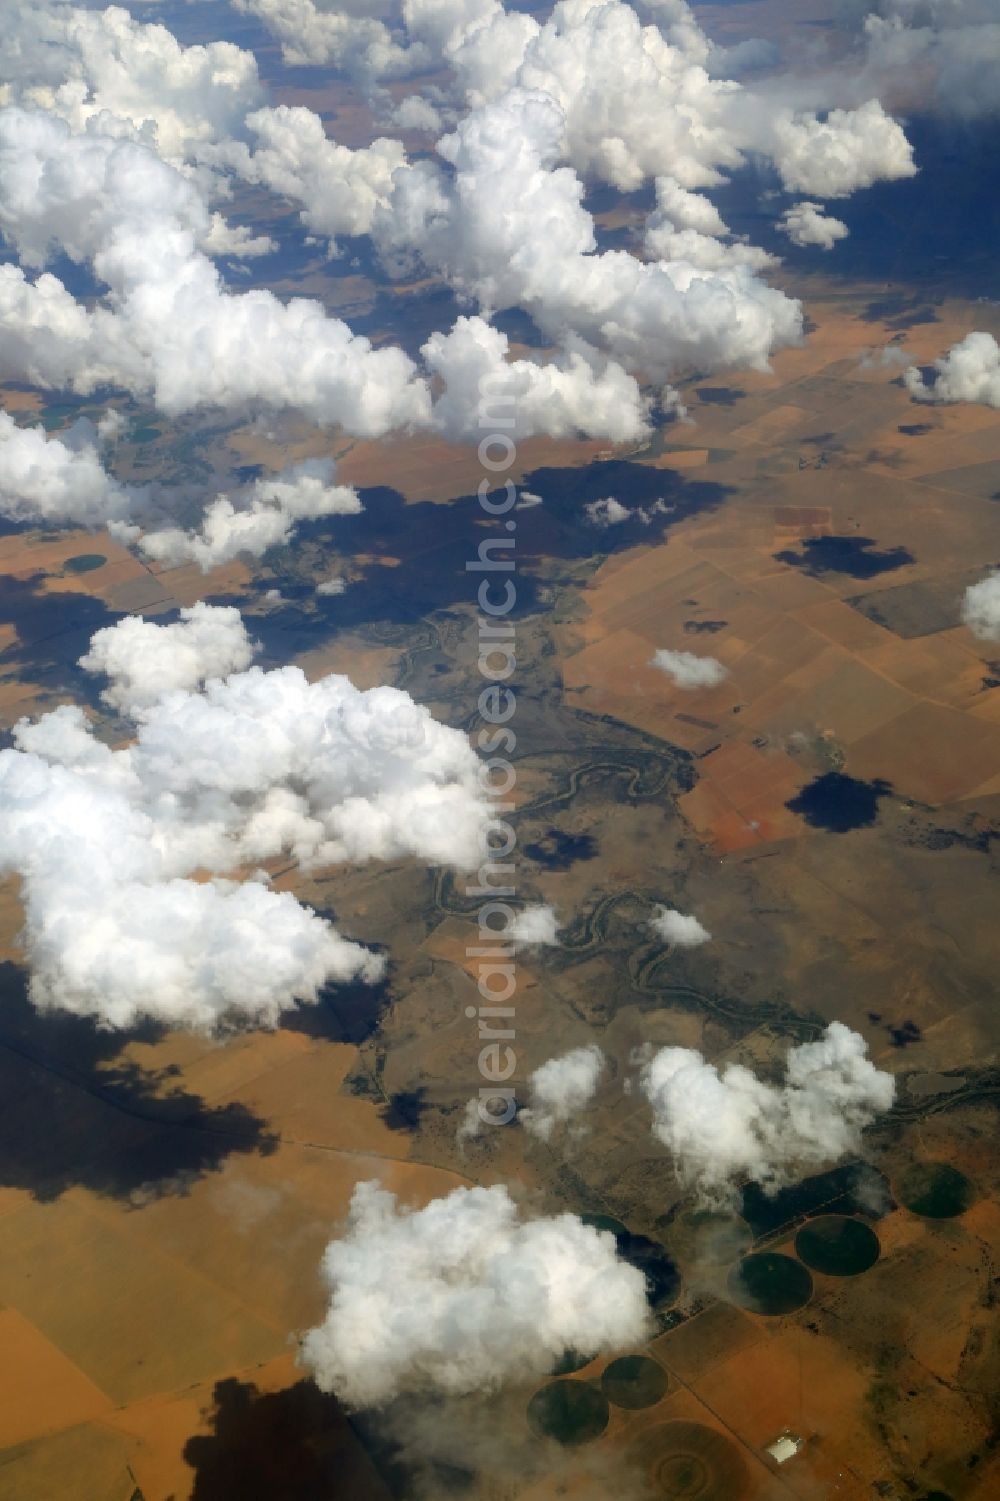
[
  {"xmin": 184, "ymin": 1378, "xmax": 379, "ymax": 1501},
  {"xmin": 0, "ymin": 572, "xmax": 116, "ymax": 714},
  {"xmin": 0, "ymin": 963, "xmax": 277, "ymax": 1204},
  {"xmin": 786, "ymin": 773, "xmax": 893, "ymax": 833},
  {"xmin": 222, "ymin": 459, "xmax": 733, "ymax": 662},
  {"xmin": 774, "ymin": 535, "xmax": 914, "ymax": 580}
]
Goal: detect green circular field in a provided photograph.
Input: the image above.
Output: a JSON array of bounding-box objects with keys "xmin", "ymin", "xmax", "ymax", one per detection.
[
  {"xmin": 601, "ymin": 1354, "xmax": 669, "ymax": 1410},
  {"xmin": 727, "ymin": 1252, "xmax": 813, "ymax": 1315},
  {"xmin": 667, "ymin": 1209, "xmax": 752, "ymax": 1267},
  {"xmin": 795, "ymin": 1216, "xmax": 880, "ymax": 1276},
  {"xmin": 63, "ymin": 553, "xmax": 107, "ymax": 573},
  {"xmin": 636, "ymin": 1421, "xmax": 748, "ymax": 1499},
  {"xmin": 527, "ymin": 1379, "xmax": 610, "ymax": 1446},
  {"xmin": 896, "ymin": 1162, "xmax": 975, "ymax": 1219}
]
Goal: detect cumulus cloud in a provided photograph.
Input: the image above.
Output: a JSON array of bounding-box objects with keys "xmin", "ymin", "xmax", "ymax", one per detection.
[
  {"xmin": 861, "ymin": 0, "xmax": 1000, "ymax": 120},
  {"xmin": 644, "ymin": 175, "xmax": 775, "ymax": 271},
  {"xmin": 764, "ymin": 100, "xmax": 915, "ymax": 198},
  {"xmin": 0, "ymin": 107, "xmax": 430, "ymax": 433},
  {"xmin": 136, "ymin": 458, "xmax": 363, "ymax": 570},
  {"xmin": 509, "ymin": 903, "xmax": 561, "ymax": 948},
  {"xmin": 0, "ymin": 607, "xmax": 489, "ymax": 1028},
  {"xmin": 520, "ymin": 1045, "xmax": 604, "ymax": 1139},
  {"xmin": 1, "ymin": 3, "xmax": 264, "ymax": 162},
  {"xmin": 300, "ymin": 1181, "xmax": 650, "ymax": 1406},
  {"xmin": 423, "ymin": 317, "xmax": 650, "ymax": 444},
  {"xmin": 78, "ymin": 603, "xmax": 256, "ymax": 712},
  {"xmin": 243, "ymin": 104, "xmax": 406, "ymax": 249},
  {"xmin": 962, "ymin": 571, "xmax": 1000, "ymax": 640},
  {"xmin": 0, "ymin": 410, "xmax": 136, "ymax": 526},
  {"xmin": 779, "ymin": 201, "xmax": 849, "ymax": 250},
  {"xmin": 904, "ymin": 331, "xmax": 1000, "ymax": 407},
  {"xmin": 584, "ymin": 496, "xmax": 631, "ymax": 526},
  {"xmin": 377, "ymin": 87, "xmax": 803, "ymax": 389},
  {"xmin": 639, "ymin": 1022, "xmax": 895, "ymax": 1205},
  {"xmin": 650, "ymin": 648, "xmax": 728, "ymax": 688},
  {"xmin": 650, "ymin": 907, "xmax": 711, "ymax": 948}
]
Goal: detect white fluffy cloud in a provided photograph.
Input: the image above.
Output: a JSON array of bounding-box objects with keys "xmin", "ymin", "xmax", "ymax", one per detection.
[
  {"xmin": 0, "ymin": 607, "xmax": 489, "ymax": 1028},
  {"xmin": 764, "ymin": 100, "xmax": 915, "ymax": 199},
  {"xmin": 0, "ymin": 106, "xmax": 430, "ymax": 433},
  {"xmin": 779, "ymin": 201, "xmax": 849, "ymax": 250},
  {"xmin": 78, "ymin": 603, "xmax": 256, "ymax": 711},
  {"xmin": 644, "ymin": 176, "xmax": 774, "ymax": 272},
  {"xmin": 509, "ymin": 903, "xmax": 561, "ymax": 948},
  {"xmin": 300, "ymin": 1181, "xmax": 650, "ymax": 1406},
  {"xmin": 650, "ymin": 648, "xmax": 728, "ymax": 688},
  {"xmin": 650, "ymin": 907, "xmax": 711, "ymax": 948},
  {"xmin": 584, "ymin": 497, "xmax": 629, "ymax": 526},
  {"xmin": 243, "ymin": 104, "xmax": 406, "ymax": 248},
  {"xmin": 1, "ymin": 4, "xmax": 264, "ymax": 162},
  {"xmin": 904, "ymin": 332, "xmax": 1000, "ymax": 407},
  {"xmin": 639, "ymin": 1022, "xmax": 895, "ymax": 1205},
  {"xmin": 521, "ymin": 1044, "xmax": 604, "ymax": 1139},
  {"xmin": 962, "ymin": 572, "xmax": 1000, "ymax": 641},
  {"xmin": 135, "ymin": 458, "xmax": 363, "ymax": 570},
  {"xmin": 377, "ymin": 87, "xmax": 803, "ymax": 388},
  {"xmin": 422, "ymin": 317, "xmax": 650, "ymax": 444},
  {"xmin": 0, "ymin": 410, "xmax": 135, "ymax": 526},
  {"xmin": 862, "ymin": 0, "xmax": 1000, "ymax": 119}
]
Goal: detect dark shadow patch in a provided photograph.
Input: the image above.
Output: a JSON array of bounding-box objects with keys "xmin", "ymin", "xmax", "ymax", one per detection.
[
  {"xmin": 0, "ymin": 963, "xmax": 276, "ymax": 1204},
  {"xmin": 786, "ymin": 772, "xmax": 892, "ymax": 833},
  {"xmin": 380, "ymin": 1087, "xmax": 429, "ymax": 1132},
  {"xmin": 683, "ymin": 619, "xmax": 727, "ymax": 635},
  {"xmin": 280, "ymin": 969, "xmax": 390, "ymax": 1047},
  {"xmin": 887, "ymin": 1019, "xmax": 922, "ymax": 1050},
  {"xmin": 523, "ymin": 828, "xmax": 599, "ymax": 870},
  {"xmin": 0, "ymin": 572, "xmax": 117, "ymax": 712},
  {"xmin": 217, "ymin": 460, "xmax": 732, "ymax": 663},
  {"xmin": 863, "ymin": 294, "xmax": 939, "ymax": 331},
  {"xmin": 695, "ymin": 387, "xmax": 744, "ymax": 406},
  {"xmin": 184, "ymin": 1378, "xmax": 381, "ymax": 1501},
  {"xmin": 741, "ymin": 1163, "xmax": 894, "ymax": 1242},
  {"xmin": 898, "ymin": 423, "xmax": 934, "ymax": 437},
  {"xmin": 775, "ymin": 536, "xmax": 914, "ymax": 580}
]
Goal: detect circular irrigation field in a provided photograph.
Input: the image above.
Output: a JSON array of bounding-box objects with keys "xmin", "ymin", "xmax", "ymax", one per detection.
[
  {"xmin": 795, "ymin": 1216, "xmax": 880, "ymax": 1276},
  {"xmin": 636, "ymin": 1421, "xmax": 748, "ymax": 1500},
  {"xmin": 527, "ymin": 1379, "xmax": 610, "ymax": 1446},
  {"xmin": 727, "ymin": 1252, "xmax": 813, "ymax": 1315},
  {"xmin": 895, "ymin": 1162, "xmax": 975, "ymax": 1219},
  {"xmin": 601, "ymin": 1354, "xmax": 669, "ymax": 1410}
]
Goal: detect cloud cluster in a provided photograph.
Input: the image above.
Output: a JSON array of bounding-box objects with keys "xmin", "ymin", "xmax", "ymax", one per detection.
[
  {"xmin": 862, "ymin": 0, "xmax": 1000, "ymax": 119},
  {"xmin": 650, "ymin": 648, "xmax": 728, "ymax": 688},
  {"xmin": 78, "ymin": 602, "xmax": 256, "ymax": 710},
  {"xmin": 0, "ymin": 607, "xmax": 489, "ymax": 1028},
  {"xmin": 135, "ymin": 458, "xmax": 363, "ymax": 570},
  {"xmin": 509, "ymin": 903, "xmax": 561, "ymax": 949},
  {"xmin": 520, "ymin": 1045, "xmax": 605, "ymax": 1140},
  {"xmin": 639, "ymin": 1022, "xmax": 895, "ymax": 1204},
  {"xmin": 779, "ymin": 201, "xmax": 849, "ymax": 251},
  {"xmin": 0, "ymin": 410, "xmax": 135, "ymax": 526},
  {"xmin": 904, "ymin": 331, "xmax": 1000, "ymax": 407},
  {"xmin": 962, "ymin": 571, "xmax": 1000, "ymax": 640},
  {"xmin": 0, "ymin": 105, "xmax": 430, "ymax": 433},
  {"xmin": 377, "ymin": 87, "xmax": 804, "ymax": 390},
  {"xmin": 301, "ymin": 1181, "xmax": 650, "ymax": 1406},
  {"xmin": 650, "ymin": 907, "xmax": 711, "ymax": 948}
]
